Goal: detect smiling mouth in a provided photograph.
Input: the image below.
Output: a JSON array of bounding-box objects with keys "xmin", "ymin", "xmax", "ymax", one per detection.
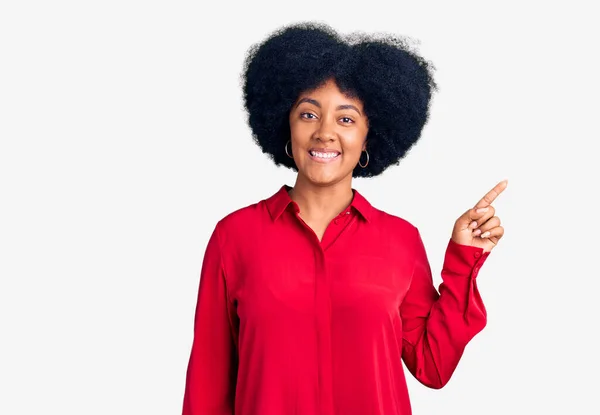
[{"xmin": 308, "ymin": 150, "xmax": 341, "ymax": 163}]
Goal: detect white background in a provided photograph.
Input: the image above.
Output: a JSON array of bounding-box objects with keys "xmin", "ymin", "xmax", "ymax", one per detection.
[{"xmin": 1, "ymin": 1, "xmax": 598, "ymax": 414}]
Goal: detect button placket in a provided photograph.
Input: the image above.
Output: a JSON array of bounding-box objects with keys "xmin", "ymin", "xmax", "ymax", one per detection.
[{"xmin": 315, "ymin": 246, "xmax": 334, "ymax": 414}]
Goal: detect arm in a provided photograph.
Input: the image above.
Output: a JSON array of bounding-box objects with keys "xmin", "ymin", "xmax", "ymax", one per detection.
[
  {"xmin": 400, "ymin": 227, "xmax": 490, "ymax": 389},
  {"xmin": 182, "ymin": 223, "xmax": 238, "ymax": 414}
]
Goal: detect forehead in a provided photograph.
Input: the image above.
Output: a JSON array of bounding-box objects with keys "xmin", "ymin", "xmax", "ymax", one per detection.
[{"xmin": 296, "ymin": 80, "xmax": 364, "ymax": 107}]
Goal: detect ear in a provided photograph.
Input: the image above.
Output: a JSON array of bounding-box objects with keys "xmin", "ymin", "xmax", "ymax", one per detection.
[{"xmin": 362, "ymin": 139, "xmax": 368, "ymax": 152}]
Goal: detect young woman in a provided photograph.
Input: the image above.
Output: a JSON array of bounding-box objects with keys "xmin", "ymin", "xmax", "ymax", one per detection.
[{"xmin": 182, "ymin": 22, "xmax": 507, "ymax": 415}]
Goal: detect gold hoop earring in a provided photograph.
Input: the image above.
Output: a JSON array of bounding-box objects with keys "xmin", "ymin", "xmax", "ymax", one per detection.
[
  {"xmin": 285, "ymin": 140, "xmax": 293, "ymax": 158},
  {"xmin": 359, "ymin": 149, "xmax": 369, "ymax": 168}
]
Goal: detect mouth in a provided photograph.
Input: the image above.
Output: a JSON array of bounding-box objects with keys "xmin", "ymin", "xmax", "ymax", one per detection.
[{"xmin": 308, "ymin": 149, "xmax": 341, "ymax": 163}]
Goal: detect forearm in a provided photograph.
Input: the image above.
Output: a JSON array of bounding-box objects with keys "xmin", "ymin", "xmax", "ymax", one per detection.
[{"xmin": 401, "ymin": 236, "xmax": 490, "ymax": 389}]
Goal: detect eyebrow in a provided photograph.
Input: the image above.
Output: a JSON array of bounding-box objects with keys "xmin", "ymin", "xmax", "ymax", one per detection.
[{"xmin": 295, "ymin": 98, "xmax": 362, "ymax": 116}]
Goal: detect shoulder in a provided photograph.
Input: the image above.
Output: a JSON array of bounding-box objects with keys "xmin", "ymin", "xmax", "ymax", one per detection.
[
  {"xmin": 353, "ymin": 188, "xmax": 417, "ymax": 237},
  {"xmin": 367, "ymin": 204, "xmax": 421, "ymax": 253},
  {"xmin": 210, "ymin": 194, "xmax": 275, "ymax": 248},
  {"xmin": 214, "ymin": 200, "xmax": 266, "ymax": 230},
  {"xmin": 370, "ymin": 204, "xmax": 418, "ymax": 235},
  {"xmin": 357, "ymin": 202, "xmax": 423, "ymax": 265}
]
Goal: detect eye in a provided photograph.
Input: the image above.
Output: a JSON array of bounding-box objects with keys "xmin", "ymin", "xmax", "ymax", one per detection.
[
  {"xmin": 340, "ymin": 117, "xmax": 354, "ymax": 124},
  {"xmin": 300, "ymin": 112, "xmax": 317, "ymax": 120}
]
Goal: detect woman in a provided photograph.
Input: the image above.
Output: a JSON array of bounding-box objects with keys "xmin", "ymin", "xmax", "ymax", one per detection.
[{"xmin": 182, "ymin": 22, "xmax": 506, "ymax": 415}]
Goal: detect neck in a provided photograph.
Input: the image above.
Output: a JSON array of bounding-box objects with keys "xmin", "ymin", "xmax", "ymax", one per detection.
[{"xmin": 288, "ymin": 175, "xmax": 354, "ymax": 222}]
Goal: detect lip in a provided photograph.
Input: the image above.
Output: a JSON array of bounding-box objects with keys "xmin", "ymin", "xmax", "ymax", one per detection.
[{"xmin": 308, "ymin": 148, "xmax": 341, "ymax": 163}]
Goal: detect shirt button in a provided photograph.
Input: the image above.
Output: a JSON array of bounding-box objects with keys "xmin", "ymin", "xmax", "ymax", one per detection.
[
  {"xmin": 346, "ymin": 211, "xmax": 350, "ymax": 215},
  {"xmin": 474, "ymin": 251, "xmax": 481, "ymax": 259}
]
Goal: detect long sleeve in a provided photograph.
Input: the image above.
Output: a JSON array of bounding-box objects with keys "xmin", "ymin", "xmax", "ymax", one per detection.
[
  {"xmin": 182, "ymin": 224, "xmax": 238, "ymax": 415},
  {"xmin": 400, "ymin": 227, "xmax": 490, "ymax": 389}
]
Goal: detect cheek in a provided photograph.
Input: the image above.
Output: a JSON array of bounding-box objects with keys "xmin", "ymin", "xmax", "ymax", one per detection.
[
  {"xmin": 342, "ymin": 135, "xmax": 367, "ymax": 159},
  {"xmin": 290, "ymin": 118, "xmax": 315, "ymax": 138}
]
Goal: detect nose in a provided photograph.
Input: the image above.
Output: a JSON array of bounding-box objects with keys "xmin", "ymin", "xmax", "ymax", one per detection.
[{"xmin": 314, "ymin": 115, "xmax": 337, "ymax": 142}]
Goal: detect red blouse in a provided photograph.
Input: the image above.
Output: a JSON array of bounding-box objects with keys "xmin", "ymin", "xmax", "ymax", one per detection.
[{"xmin": 182, "ymin": 185, "xmax": 490, "ymax": 415}]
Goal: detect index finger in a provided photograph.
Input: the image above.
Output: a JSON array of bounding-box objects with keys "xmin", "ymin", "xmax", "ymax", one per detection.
[{"xmin": 475, "ymin": 179, "xmax": 508, "ymax": 208}]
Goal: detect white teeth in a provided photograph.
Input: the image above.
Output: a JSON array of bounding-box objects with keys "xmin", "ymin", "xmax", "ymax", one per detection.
[{"xmin": 310, "ymin": 151, "xmax": 338, "ymax": 159}]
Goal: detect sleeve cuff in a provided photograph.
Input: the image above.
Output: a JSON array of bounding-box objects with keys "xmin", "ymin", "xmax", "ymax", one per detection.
[{"xmin": 442, "ymin": 238, "xmax": 491, "ymax": 278}]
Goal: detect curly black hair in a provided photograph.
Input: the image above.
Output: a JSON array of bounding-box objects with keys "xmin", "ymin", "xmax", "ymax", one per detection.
[{"xmin": 241, "ymin": 22, "xmax": 437, "ymax": 178}]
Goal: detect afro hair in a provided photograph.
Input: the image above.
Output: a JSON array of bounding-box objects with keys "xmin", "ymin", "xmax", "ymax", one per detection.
[{"xmin": 241, "ymin": 22, "xmax": 437, "ymax": 178}]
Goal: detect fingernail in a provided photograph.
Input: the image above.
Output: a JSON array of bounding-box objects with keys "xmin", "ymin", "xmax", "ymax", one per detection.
[
  {"xmin": 476, "ymin": 207, "xmax": 489, "ymax": 213},
  {"xmin": 473, "ymin": 229, "xmax": 482, "ymax": 236},
  {"xmin": 481, "ymin": 231, "xmax": 490, "ymax": 238},
  {"xmin": 469, "ymin": 221, "xmax": 477, "ymax": 228}
]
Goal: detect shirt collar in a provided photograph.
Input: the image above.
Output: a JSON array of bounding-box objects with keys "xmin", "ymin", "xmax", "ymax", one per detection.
[{"xmin": 265, "ymin": 185, "xmax": 373, "ymax": 223}]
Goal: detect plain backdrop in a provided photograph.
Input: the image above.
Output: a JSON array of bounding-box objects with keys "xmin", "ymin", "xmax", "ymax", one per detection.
[{"xmin": 1, "ymin": 1, "xmax": 598, "ymax": 414}]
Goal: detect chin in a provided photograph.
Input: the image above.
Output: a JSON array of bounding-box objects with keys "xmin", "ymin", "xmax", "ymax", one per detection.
[
  {"xmin": 304, "ymin": 171, "xmax": 347, "ymax": 187},
  {"xmin": 309, "ymin": 178, "xmax": 337, "ymax": 187},
  {"xmin": 297, "ymin": 159, "xmax": 354, "ymax": 187}
]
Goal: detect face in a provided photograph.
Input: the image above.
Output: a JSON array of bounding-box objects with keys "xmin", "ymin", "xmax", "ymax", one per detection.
[{"xmin": 288, "ymin": 79, "xmax": 369, "ymax": 187}]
